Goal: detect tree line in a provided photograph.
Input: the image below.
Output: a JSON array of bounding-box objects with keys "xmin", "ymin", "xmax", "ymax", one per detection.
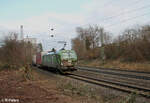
[{"xmin": 72, "ymin": 25, "xmax": 150, "ymax": 62}]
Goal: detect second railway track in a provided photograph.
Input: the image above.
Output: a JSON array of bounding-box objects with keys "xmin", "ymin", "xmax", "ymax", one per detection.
[
  {"xmin": 66, "ymin": 67, "xmax": 150, "ymax": 98},
  {"xmin": 67, "ymin": 73, "xmax": 150, "ymax": 98},
  {"xmin": 77, "ymin": 66, "xmax": 150, "ymax": 80}
]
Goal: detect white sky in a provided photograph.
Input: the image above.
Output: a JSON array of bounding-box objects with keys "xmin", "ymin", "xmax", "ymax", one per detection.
[{"xmin": 0, "ymin": 0, "xmax": 150, "ymax": 50}]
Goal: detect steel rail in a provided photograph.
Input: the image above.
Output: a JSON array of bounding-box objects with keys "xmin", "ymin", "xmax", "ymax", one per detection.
[
  {"xmin": 77, "ymin": 67, "xmax": 150, "ymax": 80},
  {"xmin": 74, "ymin": 70, "xmax": 150, "ymax": 89},
  {"xmin": 67, "ymin": 73, "xmax": 150, "ymax": 98},
  {"xmin": 77, "ymin": 66, "xmax": 150, "ymax": 74}
]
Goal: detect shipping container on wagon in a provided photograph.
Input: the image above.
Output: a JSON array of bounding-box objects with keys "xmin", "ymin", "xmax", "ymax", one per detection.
[
  {"xmin": 36, "ymin": 51, "xmax": 48, "ymax": 66},
  {"xmin": 36, "ymin": 52, "xmax": 41, "ymax": 65}
]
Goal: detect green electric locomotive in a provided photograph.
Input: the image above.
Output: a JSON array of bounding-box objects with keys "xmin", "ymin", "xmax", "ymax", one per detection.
[{"xmin": 42, "ymin": 49, "xmax": 77, "ymax": 73}]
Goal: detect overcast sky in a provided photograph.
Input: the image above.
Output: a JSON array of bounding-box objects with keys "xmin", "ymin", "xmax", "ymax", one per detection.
[{"xmin": 0, "ymin": 0, "xmax": 150, "ymax": 50}]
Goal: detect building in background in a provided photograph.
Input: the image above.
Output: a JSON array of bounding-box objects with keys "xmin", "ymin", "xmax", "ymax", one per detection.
[
  {"xmin": 23, "ymin": 37, "xmax": 37, "ymax": 48},
  {"xmin": 23, "ymin": 37, "xmax": 36, "ymax": 45},
  {"xmin": 20, "ymin": 25, "xmax": 24, "ymax": 40},
  {"xmin": 23, "ymin": 37, "xmax": 38, "ymax": 56}
]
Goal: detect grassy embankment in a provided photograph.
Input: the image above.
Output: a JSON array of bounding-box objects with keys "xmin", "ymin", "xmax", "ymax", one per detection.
[{"xmin": 78, "ymin": 60, "xmax": 150, "ymax": 72}]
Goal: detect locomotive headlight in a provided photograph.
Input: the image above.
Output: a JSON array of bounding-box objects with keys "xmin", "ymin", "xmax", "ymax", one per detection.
[{"xmin": 61, "ymin": 62, "xmax": 63, "ymax": 66}]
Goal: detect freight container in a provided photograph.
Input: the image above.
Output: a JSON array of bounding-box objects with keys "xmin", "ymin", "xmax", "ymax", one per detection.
[{"xmin": 36, "ymin": 51, "xmax": 48, "ymax": 66}]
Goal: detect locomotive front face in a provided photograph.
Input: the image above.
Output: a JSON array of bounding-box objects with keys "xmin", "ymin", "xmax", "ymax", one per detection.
[{"xmin": 60, "ymin": 50, "xmax": 77, "ymax": 70}]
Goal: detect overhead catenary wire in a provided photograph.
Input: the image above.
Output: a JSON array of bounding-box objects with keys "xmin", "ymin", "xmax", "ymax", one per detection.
[
  {"xmin": 105, "ymin": 11, "xmax": 150, "ymax": 28},
  {"xmin": 99, "ymin": 4, "xmax": 150, "ymax": 22},
  {"xmin": 90, "ymin": 0, "xmax": 148, "ymax": 23},
  {"xmin": 78, "ymin": 0, "xmax": 149, "ymax": 28},
  {"xmin": 127, "ymin": 0, "xmax": 146, "ymax": 7},
  {"xmin": 98, "ymin": 0, "xmax": 143, "ymax": 9}
]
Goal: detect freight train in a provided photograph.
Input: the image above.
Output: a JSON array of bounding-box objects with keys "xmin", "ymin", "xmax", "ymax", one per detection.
[{"xmin": 33, "ymin": 49, "xmax": 78, "ymax": 73}]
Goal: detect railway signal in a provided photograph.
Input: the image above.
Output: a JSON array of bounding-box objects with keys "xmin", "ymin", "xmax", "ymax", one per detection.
[
  {"xmin": 50, "ymin": 27, "xmax": 54, "ymax": 37},
  {"xmin": 51, "ymin": 28, "xmax": 54, "ymax": 31},
  {"xmin": 50, "ymin": 35, "xmax": 54, "ymax": 37}
]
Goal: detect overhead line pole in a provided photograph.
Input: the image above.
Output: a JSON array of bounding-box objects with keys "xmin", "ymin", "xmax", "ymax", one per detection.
[{"xmin": 100, "ymin": 29, "xmax": 105, "ymax": 64}]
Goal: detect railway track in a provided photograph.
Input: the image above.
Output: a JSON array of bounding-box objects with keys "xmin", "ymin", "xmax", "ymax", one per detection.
[
  {"xmin": 68, "ymin": 73, "xmax": 150, "ymax": 98},
  {"xmin": 77, "ymin": 66, "xmax": 150, "ymax": 80},
  {"xmin": 77, "ymin": 66, "xmax": 150, "ymax": 74},
  {"xmin": 34, "ymin": 66, "xmax": 150, "ymax": 98},
  {"xmin": 65, "ymin": 66, "xmax": 150, "ymax": 98}
]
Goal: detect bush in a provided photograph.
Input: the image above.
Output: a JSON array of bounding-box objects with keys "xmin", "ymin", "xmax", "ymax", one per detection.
[{"xmin": 0, "ymin": 33, "xmax": 36, "ymax": 69}]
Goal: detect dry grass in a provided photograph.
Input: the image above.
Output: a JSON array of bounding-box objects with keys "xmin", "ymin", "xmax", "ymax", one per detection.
[
  {"xmin": 78, "ymin": 60, "xmax": 150, "ymax": 72},
  {"xmin": 117, "ymin": 93, "xmax": 136, "ymax": 103},
  {"xmin": 57, "ymin": 78, "xmax": 104, "ymax": 103},
  {"xmin": 56, "ymin": 77, "xmax": 140, "ymax": 103}
]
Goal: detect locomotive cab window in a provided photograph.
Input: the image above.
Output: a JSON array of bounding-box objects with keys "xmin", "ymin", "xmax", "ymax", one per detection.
[
  {"xmin": 61, "ymin": 52, "xmax": 69, "ymax": 59},
  {"xmin": 69, "ymin": 51, "xmax": 77, "ymax": 59}
]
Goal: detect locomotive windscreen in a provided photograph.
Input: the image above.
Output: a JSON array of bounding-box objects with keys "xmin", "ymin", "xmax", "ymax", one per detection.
[{"xmin": 61, "ymin": 50, "xmax": 77, "ymax": 60}]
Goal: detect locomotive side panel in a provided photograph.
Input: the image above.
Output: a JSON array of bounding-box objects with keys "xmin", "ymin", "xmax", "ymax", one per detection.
[{"xmin": 42, "ymin": 54, "xmax": 60, "ymax": 68}]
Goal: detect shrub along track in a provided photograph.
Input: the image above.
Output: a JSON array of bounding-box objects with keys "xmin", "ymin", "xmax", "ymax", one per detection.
[{"xmin": 66, "ymin": 67, "xmax": 150, "ymax": 98}]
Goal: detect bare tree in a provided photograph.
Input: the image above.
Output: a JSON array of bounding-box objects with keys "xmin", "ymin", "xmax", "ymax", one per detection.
[
  {"xmin": 73, "ymin": 24, "xmax": 150, "ymax": 62},
  {"xmin": 72, "ymin": 25, "xmax": 111, "ymax": 60},
  {"xmin": 0, "ymin": 32, "xmax": 36, "ymax": 79}
]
